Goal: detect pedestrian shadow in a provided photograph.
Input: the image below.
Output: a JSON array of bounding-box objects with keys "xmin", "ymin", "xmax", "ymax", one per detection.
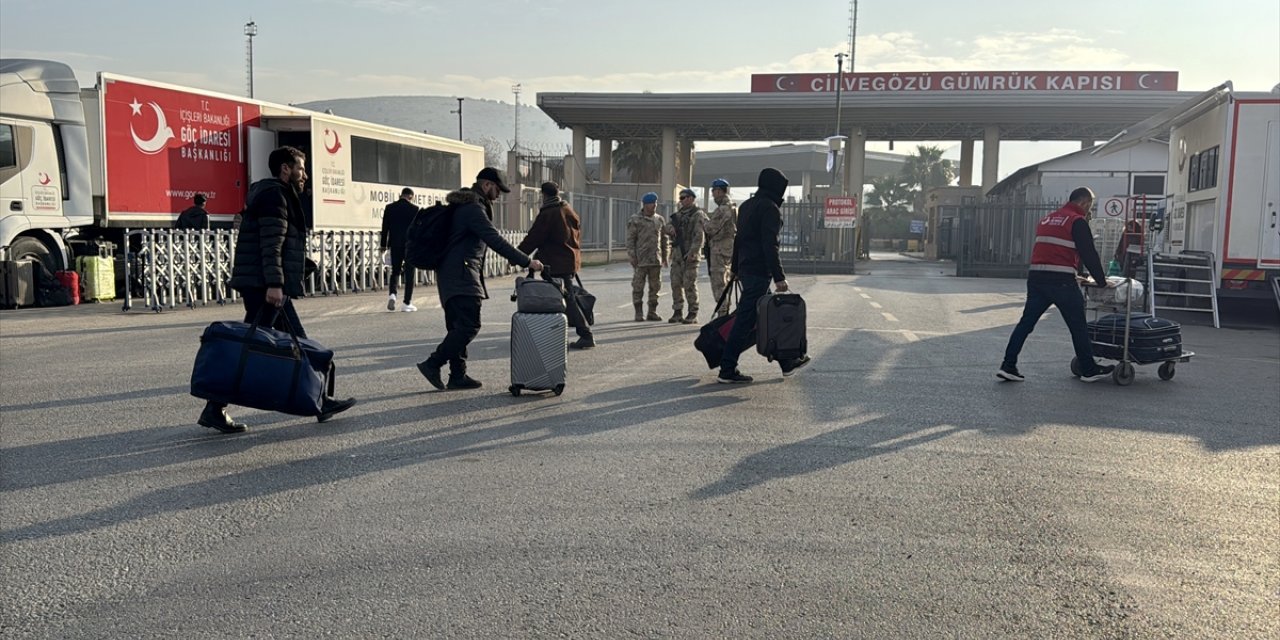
[
  {"xmin": 1, "ymin": 379, "xmax": 746, "ymax": 542},
  {"xmin": 691, "ymin": 323, "xmax": 1280, "ymax": 501}
]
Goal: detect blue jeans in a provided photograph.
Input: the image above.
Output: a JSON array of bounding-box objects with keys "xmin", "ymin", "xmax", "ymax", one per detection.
[
  {"xmin": 719, "ymin": 274, "xmax": 771, "ymax": 372},
  {"xmin": 1002, "ymin": 280, "xmax": 1099, "ymax": 375}
]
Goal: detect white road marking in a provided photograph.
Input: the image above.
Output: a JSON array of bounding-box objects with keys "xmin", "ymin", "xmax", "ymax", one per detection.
[
  {"xmin": 902, "ymin": 331, "xmax": 921, "ymax": 342},
  {"xmin": 859, "ymin": 293, "xmax": 872, "ymax": 299},
  {"xmin": 869, "ymin": 302, "xmax": 882, "ymax": 309},
  {"xmin": 882, "ymin": 312, "xmax": 899, "ymax": 322}
]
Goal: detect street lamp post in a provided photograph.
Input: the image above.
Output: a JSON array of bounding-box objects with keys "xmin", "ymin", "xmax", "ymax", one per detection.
[
  {"xmin": 450, "ymin": 98, "xmax": 464, "ymax": 140},
  {"xmin": 244, "ymin": 21, "xmax": 258, "ymax": 99},
  {"xmin": 832, "ymin": 52, "xmax": 847, "ymax": 195}
]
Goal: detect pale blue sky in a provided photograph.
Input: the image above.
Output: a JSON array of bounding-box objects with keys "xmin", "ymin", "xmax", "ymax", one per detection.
[{"xmin": 3, "ymin": 0, "xmax": 1277, "ymax": 172}]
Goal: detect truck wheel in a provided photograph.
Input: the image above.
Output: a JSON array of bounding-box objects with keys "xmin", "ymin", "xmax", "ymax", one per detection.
[
  {"xmin": 1158, "ymin": 361, "xmax": 1176, "ymax": 381},
  {"xmin": 8, "ymin": 236, "xmax": 58, "ymax": 274}
]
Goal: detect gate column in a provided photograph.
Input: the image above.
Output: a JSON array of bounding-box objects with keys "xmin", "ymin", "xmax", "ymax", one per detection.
[
  {"xmin": 982, "ymin": 125, "xmax": 1001, "ymax": 195},
  {"xmin": 661, "ymin": 127, "xmax": 677, "ymax": 203}
]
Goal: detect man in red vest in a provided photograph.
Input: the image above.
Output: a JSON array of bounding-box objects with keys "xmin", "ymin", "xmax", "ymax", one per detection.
[{"xmin": 998, "ymin": 187, "xmax": 1115, "ymax": 383}]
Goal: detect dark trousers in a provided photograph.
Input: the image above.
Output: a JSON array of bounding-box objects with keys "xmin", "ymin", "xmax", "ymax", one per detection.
[
  {"xmin": 549, "ymin": 273, "xmax": 592, "ymax": 340},
  {"xmin": 1002, "ymin": 280, "xmax": 1099, "ymax": 376},
  {"xmin": 719, "ymin": 274, "xmax": 771, "ymax": 372},
  {"xmin": 388, "ymin": 247, "xmax": 415, "ymax": 303},
  {"xmin": 426, "ymin": 295, "xmax": 483, "ymax": 377},
  {"xmin": 207, "ymin": 287, "xmax": 308, "ymax": 411}
]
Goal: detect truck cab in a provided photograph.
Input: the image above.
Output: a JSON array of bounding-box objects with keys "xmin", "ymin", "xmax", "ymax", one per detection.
[{"xmin": 0, "ymin": 59, "xmax": 93, "ymax": 272}]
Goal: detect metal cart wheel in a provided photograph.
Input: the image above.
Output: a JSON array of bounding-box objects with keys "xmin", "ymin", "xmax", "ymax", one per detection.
[
  {"xmin": 1113, "ymin": 362, "xmax": 1136, "ymax": 386},
  {"xmin": 1158, "ymin": 361, "xmax": 1176, "ymax": 381},
  {"xmin": 1070, "ymin": 357, "xmax": 1081, "ymax": 377}
]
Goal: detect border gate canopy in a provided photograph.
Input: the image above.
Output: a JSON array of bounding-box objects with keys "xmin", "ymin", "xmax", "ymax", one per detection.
[{"xmin": 538, "ymin": 90, "xmax": 1200, "ymax": 142}]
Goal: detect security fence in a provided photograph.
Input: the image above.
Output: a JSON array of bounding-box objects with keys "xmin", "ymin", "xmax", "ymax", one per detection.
[
  {"xmin": 954, "ymin": 200, "xmax": 1058, "ymax": 278},
  {"xmin": 123, "ymin": 228, "xmax": 524, "ymax": 312}
]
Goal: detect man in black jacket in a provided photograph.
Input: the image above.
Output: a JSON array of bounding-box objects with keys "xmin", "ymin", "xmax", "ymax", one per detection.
[
  {"xmin": 417, "ymin": 167, "xmax": 543, "ymax": 390},
  {"xmin": 717, "ymin": 167, "xmax": 811, "ymax": 384},
  {"xmin": 380, "ymin": 187, "xmax": 419, "ymax": 312},
  {"xmin": 198, "ymin": 146, "xmax": 356, "ymax": 433}
]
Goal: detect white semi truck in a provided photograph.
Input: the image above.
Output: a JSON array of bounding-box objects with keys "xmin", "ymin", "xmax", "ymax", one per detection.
[{"xmin": 0, "ymin": 59, "xmax": 483, "ymax": 274}]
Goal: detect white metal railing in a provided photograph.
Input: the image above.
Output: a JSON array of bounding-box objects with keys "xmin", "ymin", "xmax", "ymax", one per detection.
[{"xmin": 123, "ymin": 228, "xmax": 524, "ymax": 312}]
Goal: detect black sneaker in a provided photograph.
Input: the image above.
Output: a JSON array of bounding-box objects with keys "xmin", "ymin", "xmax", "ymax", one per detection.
[
  {"xmin": 417, "ymin": 360, "xmax": 444, "ymax": 390},
  {"xmin": 717, "ymin": 369, "xmax": 753, "ymax": 384},
  {"xmin": 780, "ymin": 355, "xmax": 812, "ymax": 377},
  {"xmin": 570, "ymin": 337, "xmax": 596, "ymax": 350},
  {"xmin": 198, "ymin": 405, "xmax": 247, "ymax": 433},
  {"xmin": 996, "ymin": 364, "xmax": 1025, "ymax": 382},
  {"xmin": 317, "ymin": 397, "xmax": 357, "ymax": 423},
  {"xmin": 447, "ymin": 375, "xmax": 483, "ymax": 390},
  {"xmin": 1079, "ymin": 364, "xmax": 1115, "ymax": 383}
]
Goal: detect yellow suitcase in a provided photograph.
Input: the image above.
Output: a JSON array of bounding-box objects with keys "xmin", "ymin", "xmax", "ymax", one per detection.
[{"xmin": 78, "ymin": 254, "xmax": 116, "ymax": 302}]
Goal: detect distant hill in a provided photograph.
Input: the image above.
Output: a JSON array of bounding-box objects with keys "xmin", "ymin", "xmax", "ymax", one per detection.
[{"xmin": 298, "ymin": 96, "xmax": 571, "ymax": 160}]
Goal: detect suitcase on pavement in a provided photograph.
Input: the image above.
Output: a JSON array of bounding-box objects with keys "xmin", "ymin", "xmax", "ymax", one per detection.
[
  {"xmin": 1087, "ymin": 313, "xmax": 1182, "ymax": 363},
  {"xmin": 77, "ymin": 254, "xmax": 116, "ymax": 302},
  {"xmin": 1, "ymin": 260, "xmax": 37, "ymax": 309},
  {"xmin": 756, "ymin": 292, "xmax": 807, "ymax": 362},
  {"xmin": 509, "ymin": 311, "xmax": 567, "ymax": 396},
  {"xmin": 55, "ymin": 270, "xmax": 81, "ymax": 305}
]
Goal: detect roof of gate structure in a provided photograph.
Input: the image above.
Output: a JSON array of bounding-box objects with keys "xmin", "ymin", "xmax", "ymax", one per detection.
[{"xmin": 537, "ymin": 91, "xmax": 1202, "ymax": 141}]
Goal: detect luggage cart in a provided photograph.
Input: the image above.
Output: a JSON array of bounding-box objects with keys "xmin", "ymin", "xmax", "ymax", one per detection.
[{"xmin": 1076, "ymin": 278, "xmax": 1193, "ymax": 385}]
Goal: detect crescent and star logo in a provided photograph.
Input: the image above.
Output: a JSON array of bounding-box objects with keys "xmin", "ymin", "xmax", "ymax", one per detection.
[
  {"xmin": 323, "ymin": 129, "xmax": 342, "ymax": 154},
  {"xmin": 128, "ymin": 98, "xmax": 175, "ymax": 155},
  {"xmin": 37, "ymin": 172, "xmax": 51, "ymax": 185},
  {"xmin": 773, "ymin": 75, "xmax": 798, "ymax": 92},
  {"xmin": 1138, "ymin": 73, "xmax": 1155, "ymax": 89}
]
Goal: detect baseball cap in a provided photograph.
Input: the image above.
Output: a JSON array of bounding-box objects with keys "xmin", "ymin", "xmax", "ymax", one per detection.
[{"xmin": 476, "ymin": 167, "xmax": 511, "ymax": 193}]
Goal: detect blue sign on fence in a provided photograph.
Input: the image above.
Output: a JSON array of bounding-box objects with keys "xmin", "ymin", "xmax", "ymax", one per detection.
[{"xmin": 910, "ymin": 219, "xmax": 925, "ymax": 234}]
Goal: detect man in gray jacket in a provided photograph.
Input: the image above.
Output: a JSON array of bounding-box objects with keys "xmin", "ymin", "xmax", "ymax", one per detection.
[{"xmin": 417, "ymin": 167, "xmax": 543, "ymax": 390}]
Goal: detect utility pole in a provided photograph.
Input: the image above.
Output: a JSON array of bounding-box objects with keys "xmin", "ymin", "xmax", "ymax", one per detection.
[
  {"xmin": 848, "ymin": 0, "xmax": 859, "ymax": 72},
  {"xmin": 832, "ymin": 52, "xmax": 847, "ymax": 195},
  {"xmin": 450, "ymin": 98, "xmax": 464, "ymax": 140},
  {"xmin": 511, "ymin": 83, "xmax": 522, "ymax": 154},
  {"xmin": 244, "ymin": 21, "xmax": 257, "ymax": 98}
]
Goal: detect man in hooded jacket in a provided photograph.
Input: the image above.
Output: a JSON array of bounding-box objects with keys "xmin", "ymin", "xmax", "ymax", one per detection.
[
  {"xmin": 717, "ymin": 167, "xmax": 811, "ymax": 384},
  {"xmin": 417, "ymin": 167, "xmax": 543, "ymax": 390}
]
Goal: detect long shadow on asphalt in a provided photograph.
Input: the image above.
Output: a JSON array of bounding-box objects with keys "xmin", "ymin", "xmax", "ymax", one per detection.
[
  {"xmin": 1, "ymin": 378, "xmax": 747, "ymax": 542},
  {"xmin": 690, "ymin": 322, "xmax": 1279, "ymax": 501}
]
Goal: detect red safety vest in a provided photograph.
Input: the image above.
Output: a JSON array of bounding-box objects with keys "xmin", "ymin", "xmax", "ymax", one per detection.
[{"xmin": 1029, "ymin": 203, "xmax": 1085, "ymax": 274}]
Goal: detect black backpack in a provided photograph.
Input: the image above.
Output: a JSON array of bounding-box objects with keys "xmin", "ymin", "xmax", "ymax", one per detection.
[{"xmin": 404, "ymin": 202, "xmax": 456, "ymax": 270}]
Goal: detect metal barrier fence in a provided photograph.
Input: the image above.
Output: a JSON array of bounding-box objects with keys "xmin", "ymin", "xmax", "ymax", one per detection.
[
  {"xmin": 954, "ymin": 201, "xmax": 1058, "ymax": 278},
  {"xmin": 123, "ymin": 228, "xmax": 524, "ymax": 312}
]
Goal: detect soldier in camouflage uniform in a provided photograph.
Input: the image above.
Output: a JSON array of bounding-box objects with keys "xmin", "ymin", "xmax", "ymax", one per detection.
[
  {"xmin": 703, "ymin": 178, "xmax": 737, "ymax": 316},
  {"xmin": 625, "ymin": 192, "xmax": 670, "ymax": 321},
  {"xmin": 664, "ymin": 188, "xmax": 708, "ymax": 324}
]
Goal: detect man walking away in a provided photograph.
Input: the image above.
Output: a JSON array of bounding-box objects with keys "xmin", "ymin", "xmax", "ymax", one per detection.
[
  {"xmin": 518, "ymin": 181, "xmax": 594, "ymax": 349},
  {"xmin": 703, "ymin": 178, "xmax": 737, "ymax": 317},
  {"xmin": 198, "ymin": 146, "xmax": 356, "ymax": 433},
  {"xmin": 997, "ymin": 186, "xmax": 1115, "ymax": 383},
  {"xmin": 665, "ymin": 188, "xmax": 708, "ymax": 324},
  {"xmin": 176, "ymin": 193, "xmax": 210, "ymax": 230},
  {"xmin": 381, "ymin": 187, "xmax": 419, "ymax": 312},
  {"xmin": 718, "ymin": 168, "xmax": 810, "ymax": 384},
  {"xmin": 626, "ymin": 192, "xmax": 670, "ymax": 322},
  {"xmin": 417, "ymin": 167, "xmax": 543, "ymax": 390}
]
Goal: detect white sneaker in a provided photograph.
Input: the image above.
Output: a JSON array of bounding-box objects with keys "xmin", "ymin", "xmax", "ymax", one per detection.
[
  {"xmin": 401, "ymin": 304, "xmax": 418, "ymax": 312},
  {"xmin": 387, "ymin": 294, "xmax": 397, "ymax": 311}
]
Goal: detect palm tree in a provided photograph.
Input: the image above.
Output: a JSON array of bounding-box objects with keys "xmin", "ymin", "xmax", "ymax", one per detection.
[
  {"xmin": 612, "ymin": 139, "xmax": 662, "ymax": 183},
  {"xmin": 865, "ymin": 175, "xmax": 913, "ymax": 212},
  {"xmin": 901, "ymin": 144, "xmax": 957, "ymax": 209}
]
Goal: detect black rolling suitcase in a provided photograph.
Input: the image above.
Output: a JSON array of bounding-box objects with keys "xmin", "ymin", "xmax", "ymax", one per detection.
[
  {"xmin": 1, "ymin": 260, "xmax": 37, "ymax": 309},
  {"xmin": 1087, "ymin": 313, "xmax": 1182, "ymax": 363},
  {"xmin": 756, "ymin": 292, "xmax": 807, "ymax": 362}
]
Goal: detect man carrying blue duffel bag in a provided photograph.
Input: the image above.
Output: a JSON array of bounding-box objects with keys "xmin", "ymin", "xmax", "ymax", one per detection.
[{"xmin": 190, "ymin": 146, "xmax": 356, "ymax": 433}]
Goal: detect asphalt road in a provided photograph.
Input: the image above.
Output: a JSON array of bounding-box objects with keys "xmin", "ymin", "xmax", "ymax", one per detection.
[{"xmin": 2, "ymin": 255, "xmax": 1277, "ymax": 638}]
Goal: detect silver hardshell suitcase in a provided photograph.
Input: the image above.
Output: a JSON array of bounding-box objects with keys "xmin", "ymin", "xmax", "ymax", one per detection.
[{"xmin": 509, "ymin": 312, "xmax": 567, "ymax": 396}]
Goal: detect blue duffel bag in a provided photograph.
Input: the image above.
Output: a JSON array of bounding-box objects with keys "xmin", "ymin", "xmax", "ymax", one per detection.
[{"xmin": 190, "ymin": 310, "xmax": 334, "ymax": 416}]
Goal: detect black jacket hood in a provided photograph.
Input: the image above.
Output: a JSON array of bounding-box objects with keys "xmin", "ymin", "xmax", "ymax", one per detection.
[{"xmin": 756, "ymin": 168, "xmax": 789, "ymax": 205}]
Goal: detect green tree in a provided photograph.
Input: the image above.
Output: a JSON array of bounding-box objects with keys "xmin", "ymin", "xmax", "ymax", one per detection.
[
  {"xmin": 612, "ymin": 139, "xmax": 662, "ymax": 184},
  {"xmin": 901, "ymin": 144, "xmax": 957, "ymax": 209}
]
